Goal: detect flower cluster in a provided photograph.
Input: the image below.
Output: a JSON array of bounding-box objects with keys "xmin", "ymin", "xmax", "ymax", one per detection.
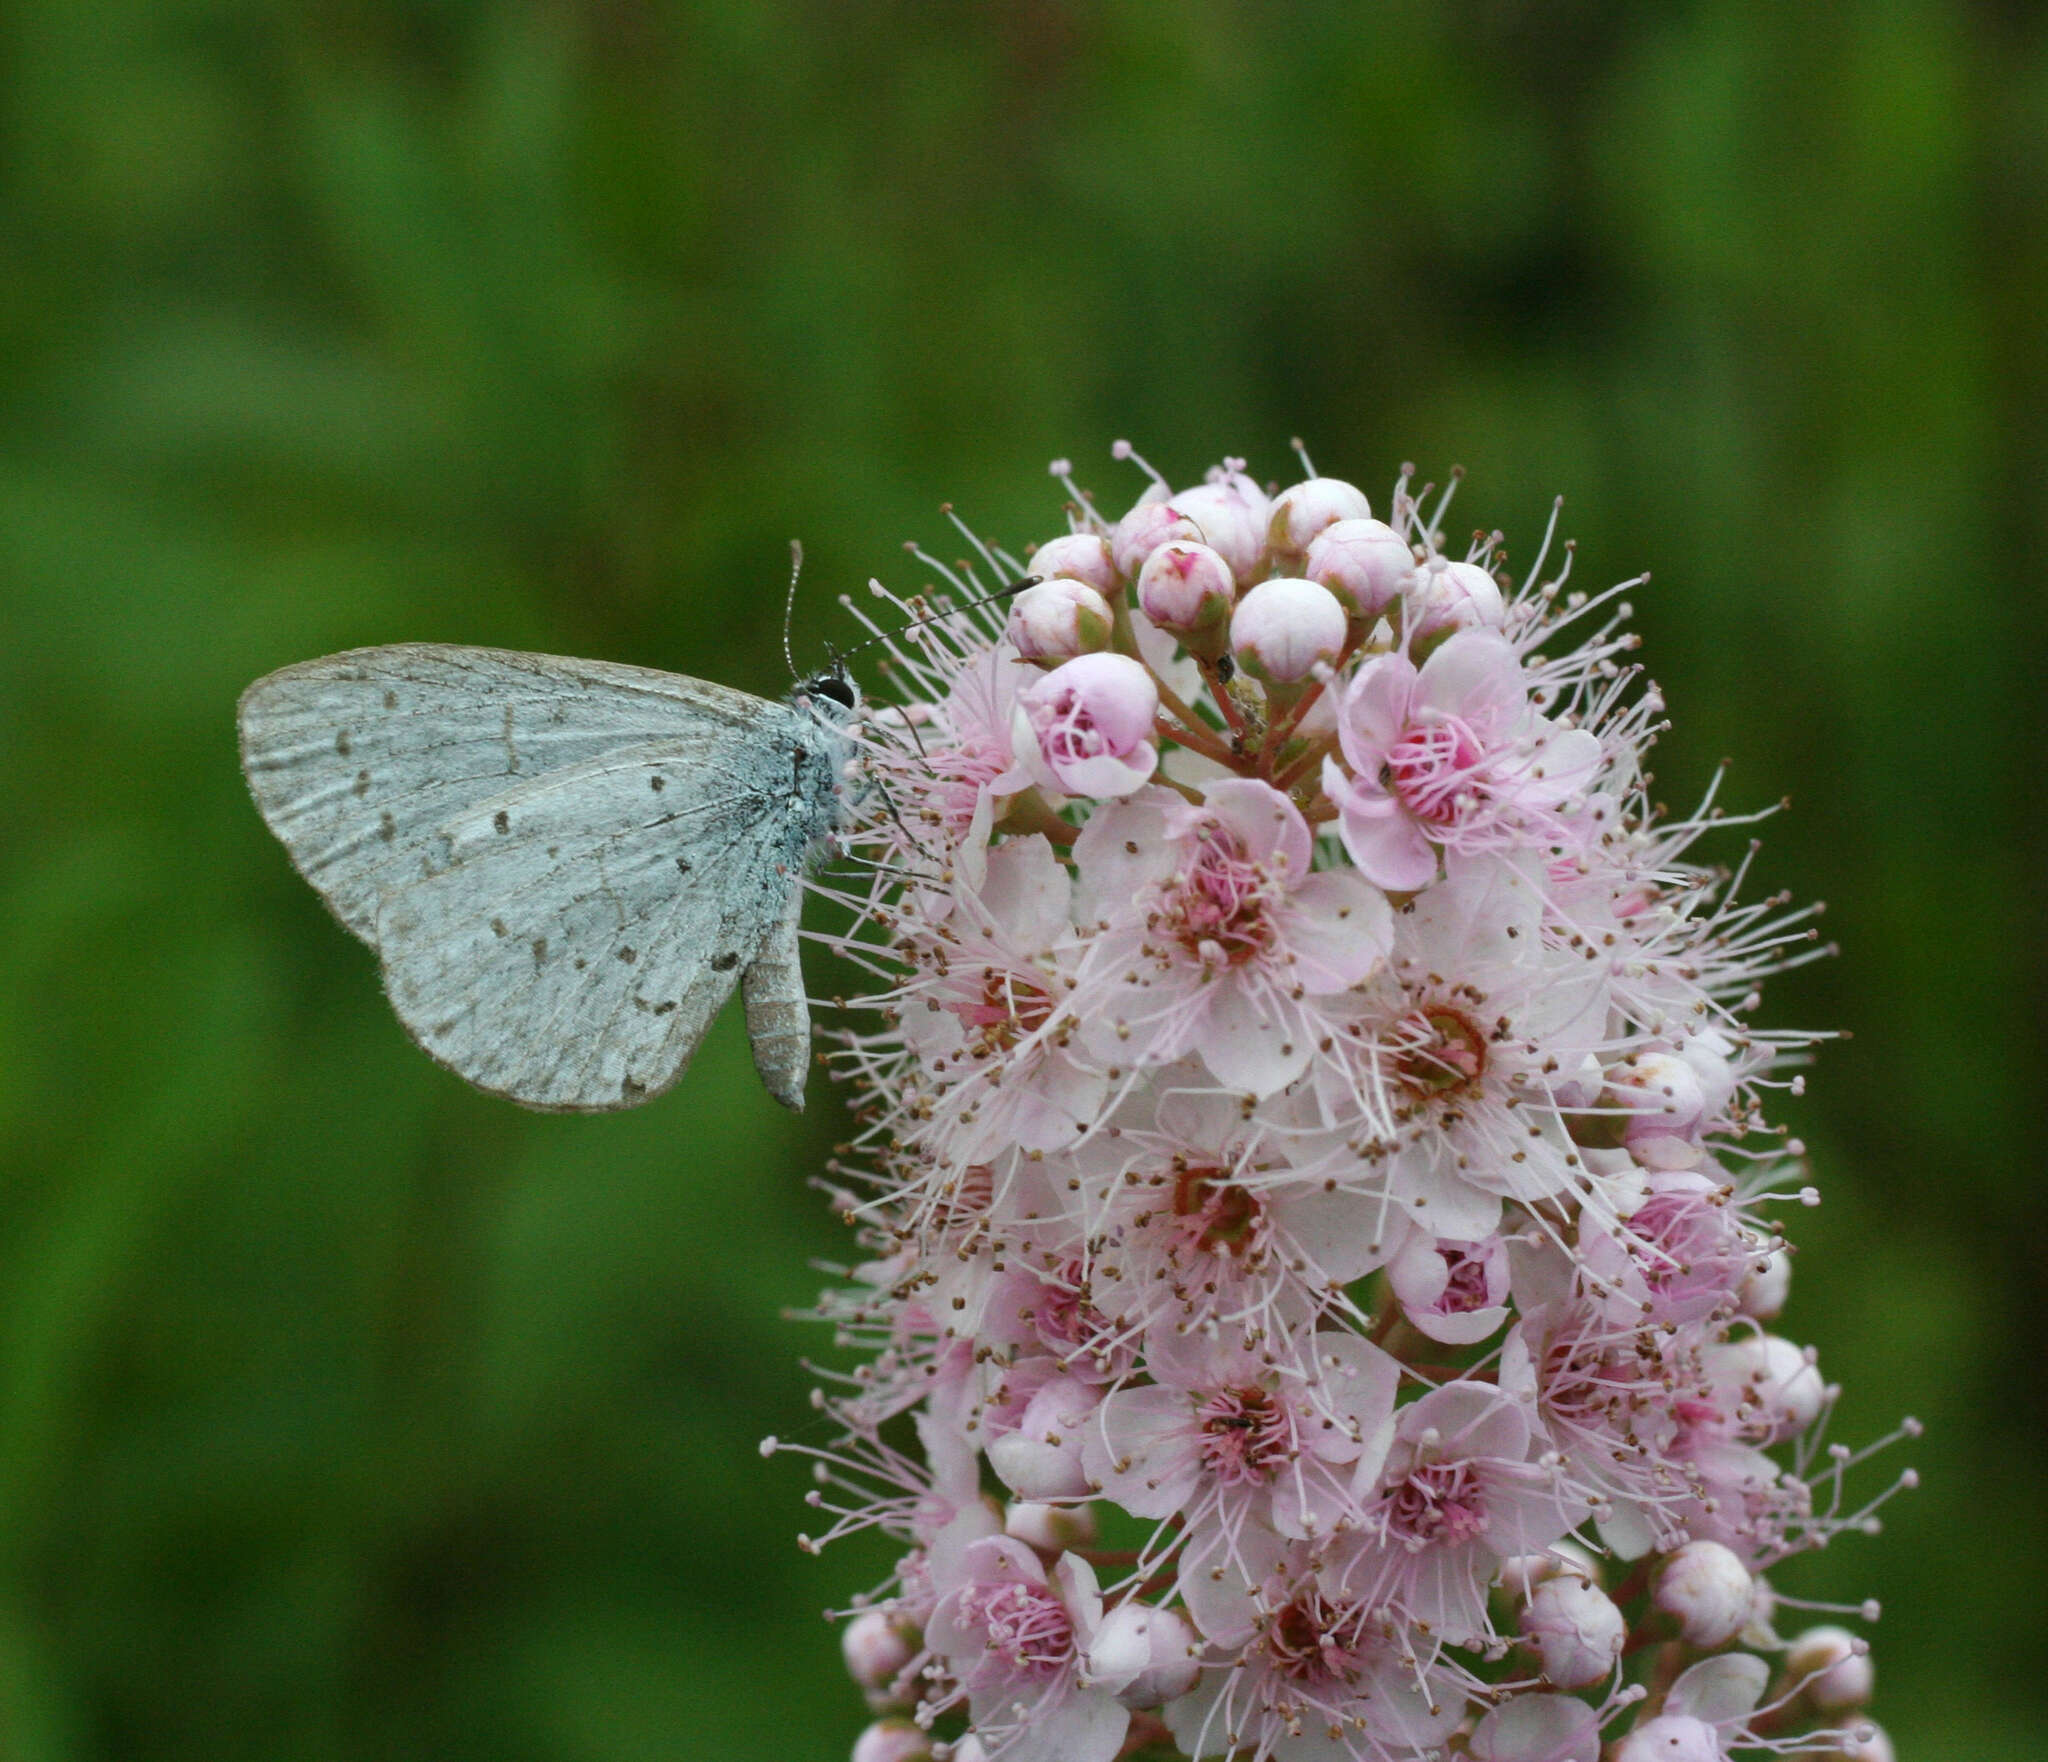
[{"xmin": 768, "ymin": 447, "xmax": 1913, "ymax": 1762}]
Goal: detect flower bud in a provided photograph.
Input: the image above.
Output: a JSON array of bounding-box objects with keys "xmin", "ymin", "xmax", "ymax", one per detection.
[
  {"xmin": 1005, "ymin": 1499, "xmax": 1098, "ymax": 1553},
  {"xmin": 1007, "ymin": 578, "xmax": 1114, "ymax": 663},
  {"xmin": 1739, "ymin": 1246, "xmax": 1792, "ymax": 1322},
  {"xmin": 985, "ymin": 1373, "xmax": 1101, "ymax": 1499},
  {"xmin": 1230, "ymin": 578, "xmax": 1347, "ymax": 685},
  {"xmin": 1497, "ymin": 1539, "xmax": 1602, "ymax": 1600},
  {"xmin": 1653, "ymin": 1540, "xmax": 1755, "ymax": 1647},
  {"xmin": 1817, "ymin": 1722, "xmax": 1893, "ymax": 1762},
  {"xmin": 1408, "ymin": 556, "xmax": 1507, "ymax": 643},
  {"xmin": 1136, "ymin": 541, "xmax": 1236, "ymax": 648},
  {"xmin": 1786, "ymin": 1626, "xmax": 1874, "ymax": 1711},
  {"xmin": 1520, "ymin": 1573, "xmax": 1625, "ymax": 1688},
  {"xmin": 851, "ymin": 1718, "xmax": 936, "ymax": 1762},
  {"xmin": 1304, "ymin": 517, "xmax": 1413, "ymax": 621},
  {"xmin": 1268, "ymin": 477, "xmax": 1373, "ymax": 569},
  {"xmin": 1027, "ymin": 531, "xmax": 1118, "ymax": 593},
  {"xmin": 1607, "ymin": 1051, "xmax": 1710, "ymax": 1170},
  {"xmin": 1611, "ymin": 1715, "xmax": 1724, "ymax": 1762},
  {"xmin": 1086, "ymin": 1601, "xmax": 1201, "ymax": 1708},
  {"xmin": 1468, "ymin": 1693, "xmax": 1603, "ymax": 1762},
  {"xmin": 1168, "ymin": 471, "xmax": 1271, "ymax": 584},
  {"xmin": 1014, "ymin": 653, "xmax": 1159, "ymax": 799},
  {"xmin": 1703, "ymin": 1333, "xmax": 1827, "ymax": 1442},
  {"xmin": 1112, "ymin": 489, "xmax": 1200, "ymax": 580},
  {"xmin": 841, "ymin": 1608, "xmax": 919, "ymax": 1699}
]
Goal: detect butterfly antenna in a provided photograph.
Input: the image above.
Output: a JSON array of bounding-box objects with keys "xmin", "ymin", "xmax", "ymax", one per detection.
[
  {"xmin": 835, "ymin": 573, "xmax": 1043, "ymax": 661},
  {"xmin": 782, "ymin": 540, "xmax": 805, "ymax": 683}
]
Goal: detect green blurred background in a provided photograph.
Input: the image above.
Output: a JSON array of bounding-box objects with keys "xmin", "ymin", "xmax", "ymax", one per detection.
[{"xmin": 0, "ymin": 2, "xmax": 2041, "ymax": 1757}]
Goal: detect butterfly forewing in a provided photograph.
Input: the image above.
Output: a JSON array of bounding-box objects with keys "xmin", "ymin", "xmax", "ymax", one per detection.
[{"xmin": 238, "ymin": 645, "xmax": 777, "ymax": 942}]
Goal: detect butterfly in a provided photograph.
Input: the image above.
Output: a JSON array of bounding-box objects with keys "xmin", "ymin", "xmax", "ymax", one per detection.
[{"xmin": 238, "ymin": 643, "xmax": 861, "ymax": 1113}]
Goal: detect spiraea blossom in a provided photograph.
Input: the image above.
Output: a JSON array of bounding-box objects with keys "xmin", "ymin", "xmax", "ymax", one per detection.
[{"xmin": 765, "ymin": 446, "xmax": 1915, "ymax": 1762}]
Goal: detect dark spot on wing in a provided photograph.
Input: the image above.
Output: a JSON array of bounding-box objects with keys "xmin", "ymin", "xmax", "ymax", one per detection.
[
  {"xmin": 490, "ymin": 917, "xmax": 507, "ymax": 937},
  {"xmin": 621, "ymin": 1076, "xmax": 646, "ymax": 1102},
  {"xmin": 652, "ymin": 1000, "xmax": 676, "ymax": 1016},
  {"xmin": 674, "ymin": 856, "xmax": 692, "ymax": 874},
  {"xmin": 531, "ymin": 937, "xmax": 548, "ymax": 970},
  {"xmin": 617, "ymin": 946, "xmax": 638, "ymax": 964},
  {"xmin": 378, "ymin": 811, "xmax": 397, "ymax": 843},
  {"xmin": 710, "ymin": 951, "xmax": 739, "ymax": 972},
  {"xmin": 493, "ymin": 810, "xmax": 510, "ymax": 835},
  {"xmin": 353, "ymin": 769, "xmax": 371, "ymax": 797},
  {"xmin": 650, "ymin": 774, "xmax": 666, "ymax": 792},
  {"xmin": 383, "ymin": 690, "xmax": 398, "ymax": 710},
  {"xmin": 573, "ymin": 957, "xmax": 587, "ymax": 971},
  {"xmin": 335, "ymin": 729, "xmax": 352, "ymax": 757}
]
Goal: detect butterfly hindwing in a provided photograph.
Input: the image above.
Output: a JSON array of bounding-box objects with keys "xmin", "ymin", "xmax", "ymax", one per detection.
[{"xmin": 372, "ymin": 734, "xmax": 818, "ymax": 1112}]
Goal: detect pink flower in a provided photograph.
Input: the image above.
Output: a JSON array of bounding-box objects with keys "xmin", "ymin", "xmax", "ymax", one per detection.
[
  {"xmin": 1071, "ymin": 1077, "xmax": 1396, "ymax": 1369},
  {"xmin": 1015, "ymin": 652, "xmax": 1159, "ymax": 798},
  {"xmin": 1387, "ymin": 1229, "xmax": 1512, "ymax": 1345},
  {"xmin": 1072, "ymin": 780, "xmax": 1392, "ymax": 1095},
  {"xmin": 1080, "ymin": 1329, "xmax": 1398, "ymax": 1588},
  {"xmin": 1169, "ymin": 1531, "xmax": 1471, "ymax": 1762},
  {"xmin": 892, "ymin": 834, "xmax": 1105, "ymax": 1157},
  {"xmin": 1344, "ymin": 1382, "xmax": 1589, "ymax": 1645},
  {"xmin": 1323, "ymin": 629, "xmax": 1601, "ymax": 890},
  {"xmin": 928, "ymin": 1536, "xmax": 1130, "ymax": 1762}
]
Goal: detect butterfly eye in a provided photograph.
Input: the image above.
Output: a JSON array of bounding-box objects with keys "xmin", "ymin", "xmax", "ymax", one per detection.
[{"xmin": 807, "ymin": 674, "xmax": 858, "ymax": 710}]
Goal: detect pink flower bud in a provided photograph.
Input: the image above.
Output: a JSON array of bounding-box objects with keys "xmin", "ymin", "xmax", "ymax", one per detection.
[
  {"xmin": 1468, "ymin": 1693, "xmax": 1603, "ymax": 1762},
  {"xmin": 851, "ymin": 1718, "xmax": 936, "ymax": 1762},
  {"xmin": 1008, "ymin": 578, "xmax": 1114, "ymax": 662},
  {"xmin": 1786, "ymin": 1626, "xmax": 1874, "ymax": 1711},
  {"xmin": 1028, "ymin": 531, "xmax": 1119, "ymax": 593},
  {"xmin": 1520, "ymin": 1573, "xmax": 1625, "ymax": 1688},
  {"xmin": 1408, "ymin": 556, "xmax": 1507, "ymax": 642},
  {"xmin": 1167, "ymin": 469, "xmax": 1271, "ymax": 584},
  {"xmin": 1611, "ymin": 1715, "xmax": 1725, "ymax": 1762},
  {"xmin": 1305, "ymin": 517, "xmax": 1414, "ymax": 620},
  {"xmin": 1005, "ymin": 1499, "xmax": 1098, "ymax": 1552},
  {"xmin": 1086, "ymin": 1601, "xmax": 1201, "ymax": 1708},
  {"xmin": 1111, "ymin": 489, "xmax": 1200, "ymax": 580},
  {"xmin": 1230, "ymin": 578, "xmax": 1347, "ymax": 685},
  {"xmin": 1739, "ymin": 1246, "xmax": 1792, "ymax": 1321},
  {"xmin": 1014, "ymin": 653, "xmax": 1160, "ymax": 799},
  {"xmin": 842, "ymin": 1608, "xmax": 919, "ymax": 1697},
  {"xmin": 1268, "ymin": 477, "xmax": 1373, "ymax": 568},
  {"xmin": 1654, "ymin": 1541, "xmax": 1755, "ymax": 1647},
  {"xmin": 985, "ymin": 1373, "xmax": 1101, "ymax": 1499},
  {"xmin": 1136, "ymin": 541, "xmax": 1236, "ymax": 643}
]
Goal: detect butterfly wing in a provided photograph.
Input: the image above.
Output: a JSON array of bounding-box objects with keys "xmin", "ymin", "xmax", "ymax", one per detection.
[
  {"xmin": 372, "ymin": 736, "xmax": 817, "ymax": 1111},
  {"xmin": 238, "ymin": 644, "xmax": 775, "ymax": 942},
  {"xmin": 240, "ymin": 644, "xmax": 841, "ymax": 1113}
]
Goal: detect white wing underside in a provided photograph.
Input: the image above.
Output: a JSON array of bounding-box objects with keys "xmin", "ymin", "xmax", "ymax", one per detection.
[{"xmin": 239, "ymin": 644, "xmax": 827, "ymax": 1112}]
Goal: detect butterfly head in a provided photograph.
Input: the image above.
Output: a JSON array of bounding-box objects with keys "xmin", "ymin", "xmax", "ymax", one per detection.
[{"xmin": 794, "ymin": 665, "xmax": 860, "ymax": 722}]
